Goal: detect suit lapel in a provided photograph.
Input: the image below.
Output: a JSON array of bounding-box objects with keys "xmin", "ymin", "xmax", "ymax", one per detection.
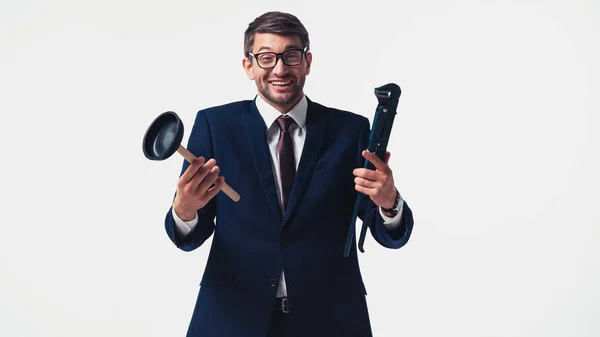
[
  {"xmin": 243, "ymin": 101, "xmax": 284, "ymax": 224},
  {"xmin": 283, "ymin": 98, "xmax": 327, "ymax": 226}
]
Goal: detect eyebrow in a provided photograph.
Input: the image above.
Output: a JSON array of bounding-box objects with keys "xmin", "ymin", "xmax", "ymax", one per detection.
[{"xmin": 255, "ymin": 45, "xmax": 303, "ymax": 53}]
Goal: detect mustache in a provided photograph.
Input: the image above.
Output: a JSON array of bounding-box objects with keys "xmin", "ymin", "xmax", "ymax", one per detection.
[{"xmin": 267, "ymin": 75, "xmax": 295, "ymax": 81}]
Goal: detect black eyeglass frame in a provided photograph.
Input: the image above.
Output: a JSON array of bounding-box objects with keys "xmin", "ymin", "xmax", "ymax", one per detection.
[{"xmin": 248, "ymin": 47, "xmax": 308, "ymax": 69}]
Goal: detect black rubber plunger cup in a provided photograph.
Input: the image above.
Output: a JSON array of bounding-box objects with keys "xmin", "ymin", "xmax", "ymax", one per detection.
[{"xmin": 142, "ymin": 111, "xmax": 240, "ymax": 202}]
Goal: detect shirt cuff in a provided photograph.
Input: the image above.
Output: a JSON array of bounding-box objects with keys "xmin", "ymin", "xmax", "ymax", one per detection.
[
  {"xmin": 379, "ymin": 194, "xmax": 405, "ymax": 230},
  {"xmin": 172, "ymin": 207, "xmax": 199, "ymax": 237}
]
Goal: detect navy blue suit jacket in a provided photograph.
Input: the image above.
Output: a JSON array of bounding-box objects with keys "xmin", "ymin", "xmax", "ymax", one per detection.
[{"xmin": 164, "ymin": 97, "xmax": 414, "ymax": 337}]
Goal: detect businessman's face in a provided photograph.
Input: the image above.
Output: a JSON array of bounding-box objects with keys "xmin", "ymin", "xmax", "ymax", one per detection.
[{"xmin": 243, "ymin": 33, "xmax": 312, "ymax": 113}]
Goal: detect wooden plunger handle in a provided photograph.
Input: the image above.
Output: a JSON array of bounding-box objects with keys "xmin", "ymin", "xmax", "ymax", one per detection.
[{"xmin": 177, "ymin": 145, "xmax": 240, "ymax": 202}]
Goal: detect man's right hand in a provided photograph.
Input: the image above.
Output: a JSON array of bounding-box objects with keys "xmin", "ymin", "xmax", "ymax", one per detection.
[{"xmin": 173, "ymin": 157, "xmax": 225, "ymax": 221}]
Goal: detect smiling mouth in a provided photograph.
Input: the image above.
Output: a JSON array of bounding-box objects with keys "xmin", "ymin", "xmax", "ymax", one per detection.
[{"xmin": 269, "ymin": 80, "xmax": 293, "ymax": 87}]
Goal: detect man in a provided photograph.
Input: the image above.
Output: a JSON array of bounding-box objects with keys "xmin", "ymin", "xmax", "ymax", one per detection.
[{"xmin": 164, "ymin": 11, "xmax": 414, "ymax": 337}]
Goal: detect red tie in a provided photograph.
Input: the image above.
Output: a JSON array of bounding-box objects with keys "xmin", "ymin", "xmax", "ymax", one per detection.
[{"xmin": 275, "ymin": 115, "xmax": 296, "ymax": 212}]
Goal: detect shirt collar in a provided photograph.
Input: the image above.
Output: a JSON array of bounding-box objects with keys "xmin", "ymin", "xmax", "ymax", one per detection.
[{"xmin": 254, "ymin": 93, "xmax": 307, "ymax": 131}]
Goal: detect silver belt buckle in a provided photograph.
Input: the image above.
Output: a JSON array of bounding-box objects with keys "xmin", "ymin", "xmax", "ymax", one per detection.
[{"xmin": 281, "ymin": 297, "xmax": 290, "ymax": 314}]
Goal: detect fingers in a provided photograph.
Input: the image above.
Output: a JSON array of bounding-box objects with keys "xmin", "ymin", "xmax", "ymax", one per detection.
[
  {"xmin": 204, "ymin": 176, "xmax": 225, "ymax": 201},
  {"xmin": 354, "ymin": 150, "xmax": 395, "ymax": 203},
  {"xmin": 353, "ymin": 167, "xmax": 379, "ymax": 181},
  {"xmin": 354, "ymin": 183, "xmax": 377, "ymax": 197},
  {"xmin": 178, "ymin": 157, "xmax": 221, "ymax": 197},
  {"xmin": 173, "ymin": 157, "xmax": 225, "ymax": 217},
  {"xmin": 189, "ymin": 158, "xmax": 217, "ymax": 190},
  {"xmin": 384, "ymin": 151, "xmax": 391, "ymax": 164},
  {"xmin": 179, "ymin": 156, "xmax": 206, "ymax": 185},
  {"xmin": 361, "ymin": 150, "xmax": 390, "ymax": 171},
  {"xmin": 354, "ymin": 176, "xmax": 380, "ymax": 189},
  {"xmin": 197, "ymin": 163, "xmax": 221, "ymax": 194}
]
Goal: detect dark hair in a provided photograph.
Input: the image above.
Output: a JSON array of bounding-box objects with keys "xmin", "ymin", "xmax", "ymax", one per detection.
[{"xmin": 243, "ymin": 11, "xmax": 310, "ymax": 57}]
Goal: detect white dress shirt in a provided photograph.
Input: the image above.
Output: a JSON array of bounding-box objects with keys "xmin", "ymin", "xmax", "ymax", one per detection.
[{"xmin": 171, "ymin": 94, "xmax": 405, "ymax": 297}]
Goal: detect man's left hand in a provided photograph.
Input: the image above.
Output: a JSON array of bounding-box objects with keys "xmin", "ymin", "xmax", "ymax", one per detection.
[{"xmin": 353, "ymin": 150, "xmax": 397, "ymax": 209}]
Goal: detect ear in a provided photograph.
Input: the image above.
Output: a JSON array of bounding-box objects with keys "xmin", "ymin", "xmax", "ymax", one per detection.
[
  {"xmin": 304, "ymin": 52, "xmax": 312, "ymax": 76},
  {"xmin": 242, "ymin": 57, "xmax": 255, "ymax": 80}
]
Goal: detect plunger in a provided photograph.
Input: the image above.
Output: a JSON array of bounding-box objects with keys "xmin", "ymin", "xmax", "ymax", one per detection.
[{"xmin": 142, "ymin": 111, "xmax": 240, "ymax": 202}]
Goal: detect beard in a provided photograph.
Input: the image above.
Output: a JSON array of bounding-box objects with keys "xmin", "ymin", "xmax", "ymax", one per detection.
[{"xmin": 257, "ymin": 75, "xmax": 306, "ymax": 107}]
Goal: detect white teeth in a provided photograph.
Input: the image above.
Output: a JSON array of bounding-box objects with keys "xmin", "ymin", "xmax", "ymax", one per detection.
[{"xmin": 271, "ymin": 81, "xmax": 291, "ymax": 86}]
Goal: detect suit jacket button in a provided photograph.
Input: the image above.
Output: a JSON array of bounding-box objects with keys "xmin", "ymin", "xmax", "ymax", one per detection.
[
  {"xmin": 280, "ymin": 238, "xmax": 288, "ymax": 248},
  {"xmin": 270, "ymin": 278, "xmax": 277, "ymax": 287}
]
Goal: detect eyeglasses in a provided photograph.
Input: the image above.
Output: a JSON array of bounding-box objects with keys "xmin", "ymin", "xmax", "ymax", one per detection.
[{"xmin": 248, "ymin": 48, "xmax": 307, "ymax": 69}]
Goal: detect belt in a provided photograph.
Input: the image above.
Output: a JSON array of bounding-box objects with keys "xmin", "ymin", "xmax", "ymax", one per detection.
[{"xmin": 274, "ymin": 297, "xmax": 290, "ymax": 314}]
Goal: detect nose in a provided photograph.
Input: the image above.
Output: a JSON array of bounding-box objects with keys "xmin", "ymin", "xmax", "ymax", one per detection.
[{"xmin": 272, "ymin": 56, "xmax": 288, "ymax": 77}]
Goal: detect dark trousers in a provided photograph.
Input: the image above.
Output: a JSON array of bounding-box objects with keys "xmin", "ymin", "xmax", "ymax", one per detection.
[{"xmin": 266, "ymin": 297, "xmax": 290, "ymax": 337}]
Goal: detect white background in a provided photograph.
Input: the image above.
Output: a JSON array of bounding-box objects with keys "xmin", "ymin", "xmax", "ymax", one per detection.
[{"xmin": 1, "ymin": 0, "xmax": 598, "ymax": 336}]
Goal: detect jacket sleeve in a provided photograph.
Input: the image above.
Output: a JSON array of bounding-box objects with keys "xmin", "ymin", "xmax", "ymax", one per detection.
[
  {"xmin": 164, "ymin": 109, "xmax": 217, "ymax": 252},
  {"xmin": 356, "ymin": 116, "xmax": 414, "ymax": 249}
]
